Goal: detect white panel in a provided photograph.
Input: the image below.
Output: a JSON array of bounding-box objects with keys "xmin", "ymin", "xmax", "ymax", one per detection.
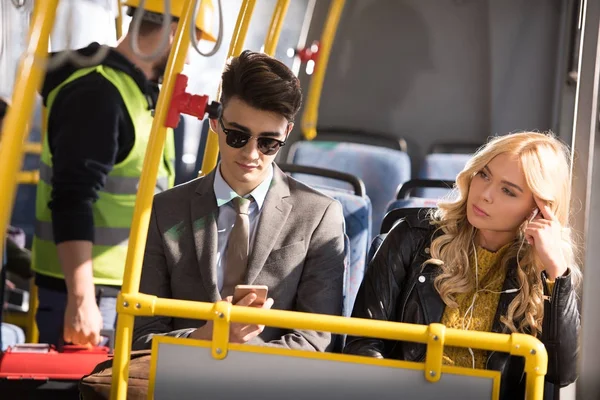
[{"xmin": 153, "ymin": 343, "xmax": 496, "ymax": 400}]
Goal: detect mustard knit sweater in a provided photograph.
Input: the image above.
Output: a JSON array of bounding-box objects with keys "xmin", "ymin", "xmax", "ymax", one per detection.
[
  {"xmin": 439, "ymin": 245, "xmax": 556, "ymax": 369},
  {"xmin": 441, "ymin": 245, "xmax": 509, "ymax": 369}
]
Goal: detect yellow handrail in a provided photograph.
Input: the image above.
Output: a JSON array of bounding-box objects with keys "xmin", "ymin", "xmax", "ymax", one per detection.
[
  {"xmin": 118, "ymin": 292, "xmax": 548, "ymax": 399},
  {"xmin": 16, "ymin": 170, "xmax": 40, "ymax": 185},
  {"xmin": 199, "ymin": 0, "xmax": 257, "ymax": 176},
  {"xmin": 301, "ymin": 0, "xmax": 345, "ymax": 140},
  {"xmin": 263, "ymin": 0, "xmax": 291, "ymax": 56},
  {"xmin": 109, "ymin": 1, "xmax": 199, "ymax": 398},
  {"xmin": 23, "ymin": 142, "xmax": 42, "ymax": 154},
  {"xmin": 0, "ymin": 0, "xmax": 59, "ymax": 266},
  {"xmin": 27, "ymin": 280, "xmax": 39, "ymax": 343}
]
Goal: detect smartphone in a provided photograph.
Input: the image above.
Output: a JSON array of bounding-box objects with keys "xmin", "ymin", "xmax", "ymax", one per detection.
[
  {"xmin": 3, "ymin": 287, "xmax": 29, "ymax": 313},
  {"xmin": 232, "ymin": 285, "xmax": 268, "ymax": 306}
]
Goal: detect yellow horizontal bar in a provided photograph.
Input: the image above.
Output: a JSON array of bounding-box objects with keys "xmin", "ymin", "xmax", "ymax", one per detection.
[
  {"xmin": 121, "ymin": 294, "xmax": 547, "ymax": 398},
  {"xmin": 17, "ymin": 170, "xmax": 39, "ymax": 184},
  {"xmin": 23, "ymin": 142, "xmax": 42, "ymax": 154},
  {"xmin": 120, "ymin": 293, "xmax": 545, "ymax": 360}
]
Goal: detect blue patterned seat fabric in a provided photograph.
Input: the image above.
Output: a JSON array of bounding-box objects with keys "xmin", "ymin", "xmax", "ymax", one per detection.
[
  {"xmin": 284, "ymin": 169, "xmax": 371, "ymax": 318},
  {"xmin": 288, "ymin": 141, "xmax": 410, "ymax": 239},
  {"xmin": 302, "ymin": 183, "xmax": 371, "ymax": 317},
  {"xmin": 416, "ymin": 153, "xmax": 471, "ymax": 198}
]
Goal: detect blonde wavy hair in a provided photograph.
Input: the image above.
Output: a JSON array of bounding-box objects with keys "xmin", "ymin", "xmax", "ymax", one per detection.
[{"xmin": 426, "ymin": 132, "xmax": 581, "ymax": 336}]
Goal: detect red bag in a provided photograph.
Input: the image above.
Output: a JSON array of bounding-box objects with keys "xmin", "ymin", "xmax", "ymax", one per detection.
[
  {"xmin": 0, "ymin": 343, "xmax": 111, "ymax": 380},
  {"xmin": 0, "ymin": 343, "xmax": 112, "ymax": 399}
]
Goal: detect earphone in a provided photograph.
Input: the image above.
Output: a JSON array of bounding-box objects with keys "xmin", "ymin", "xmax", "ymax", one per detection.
[
  {"xmin": 460, "ymin": 209, "xmax": 540, "ymax": 368},
  {"xmin": 529, "ymin": 208, "xmax": 539, "ymax": 222},
  {"xmin": 462, "ymin": 240, "xmax": 524, "ymax": 368}
]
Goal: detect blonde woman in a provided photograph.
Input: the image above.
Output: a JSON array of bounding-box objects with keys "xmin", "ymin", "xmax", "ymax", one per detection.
[{"xmin": 345, "ymin": 132, "xmax": 580, "ymax": 399}]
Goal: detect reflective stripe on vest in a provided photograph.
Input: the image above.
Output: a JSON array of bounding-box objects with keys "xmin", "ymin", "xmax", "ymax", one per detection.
[
  {"xmin": 38, "ymin": 162, "xmax": 170, "ymax": 194},
  {"xmin": 35, "ymin": 220, "xmax": 130, "ymax": 247}
]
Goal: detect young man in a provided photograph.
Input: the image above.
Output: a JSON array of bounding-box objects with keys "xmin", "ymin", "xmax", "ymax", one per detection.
[
  {"xmin": 31, "ymin": 0, "xmax": 216, "ymax": 347},
  {"xmin": 133, "ymin": 50, "xmax": 346, "ymax": 352}
]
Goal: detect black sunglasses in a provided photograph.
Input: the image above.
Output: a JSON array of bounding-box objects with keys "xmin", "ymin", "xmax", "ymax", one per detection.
[{"xmin": 219, "ymin": 117, "xmax": 286, "ymax": 156}]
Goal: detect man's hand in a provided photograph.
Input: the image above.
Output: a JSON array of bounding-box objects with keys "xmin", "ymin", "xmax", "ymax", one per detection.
[
  {"xmin": 63, "ymin": 294, "xmax": 103, "ymax": 346},
  {"xmin": 189, "ymin": 293, "xmax": 274, "ymax": 343}
]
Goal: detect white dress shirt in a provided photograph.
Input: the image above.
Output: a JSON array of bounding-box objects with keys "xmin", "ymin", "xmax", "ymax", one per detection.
[{"xmin": 213, "ymin": 164, "xmax": 273, "ymax": 292}]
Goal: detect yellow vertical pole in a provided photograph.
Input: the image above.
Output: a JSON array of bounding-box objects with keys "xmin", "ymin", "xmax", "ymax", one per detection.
[
  {"xmin": 525, "ymin": 373, "xmax": 545, "ymax": 400},
  {"xmin": 0, "ymin": 0, "xmax": 59, "ymax": 265},
  {"xmin": 301, "ymin": 0, "xmax": 345, "ymax": 140},
  {"xmin": 115, "ymin": 0, "xmax": 123, "ymax": 40},
  {"xmin": 199, "ymin": 0, "xmax": 257, "ymax": 176},
  {"xmin": 109, "ymin": 2, "xmax": 196, "ymax": 399},
  {"xmin": 263, "ymin": 0, "xmax": 291, "ymax": 56},
  {"xmin": 26, "ymin": 281, "xmax": 39, "ymax": 343}
]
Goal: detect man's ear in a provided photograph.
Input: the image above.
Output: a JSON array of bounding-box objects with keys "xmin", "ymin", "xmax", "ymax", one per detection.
[
  {"xmin": 209, "ymin": 117, "xmax": 218, "ymax": 132},
  {"xmin": 169, "ymin": 22, "xmax": 178, "ymax": 41},
  {"xmin": 285, "ymin": 122, "xmax": 294, "ymax": 139}
]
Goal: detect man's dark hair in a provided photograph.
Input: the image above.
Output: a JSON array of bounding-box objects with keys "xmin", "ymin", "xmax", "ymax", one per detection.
[
  {"xmin": 0, "ymin": 97, "xmax": 8, "ymax": 127},
  {"xmin": 0, "ymin": 97, "xmax": 8, "ymax": 117},
  {"xmin": 220, "ymin": 50, "xmax": 302, "ymax": 122}
]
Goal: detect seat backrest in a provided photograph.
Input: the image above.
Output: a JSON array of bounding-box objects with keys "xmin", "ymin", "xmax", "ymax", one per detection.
[
  {"xmin": 306, "ymin": 184, "xmax": 371, "ymax": 318},
  {"xmin": 417, "ymin": 153, "xmax": 471, "ymax": 198},
  {"xmin": 367, "ymin": 233, "xmax": 387, "ymax": 265},
  {"xmin": 288, "ymin": 141, "xmax": 410, "ymax": 240},
  {"xmin": 380, "ymin": 207, "xmax": 432, "ymax": 235},
  {"xmin": 386, "ymin": 197, "xmax": 439, "ymax": 215},
  {"xmin": 279, "ymin": 164, "xmax": 372, "ymax": 317}
]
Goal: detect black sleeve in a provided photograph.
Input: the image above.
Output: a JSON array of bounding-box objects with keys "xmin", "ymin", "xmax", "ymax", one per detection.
[
  {"xmin": 47, "ymin": 73, "xmax": 133, "ymax": 244},
  {"xmin": 540, "ymin": 271, "xmax": 580, "ymax": 386}
]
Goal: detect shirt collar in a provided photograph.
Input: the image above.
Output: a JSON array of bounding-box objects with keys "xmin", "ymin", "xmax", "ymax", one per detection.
[{"xmin": 213, "ymin": 164, "xmax": 273, "ymax": 211}]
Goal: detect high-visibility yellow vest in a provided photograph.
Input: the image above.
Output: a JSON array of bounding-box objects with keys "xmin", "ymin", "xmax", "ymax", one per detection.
[{"xmin": 32, "ymin": 65, "xmax": 175, "ymax": 286}]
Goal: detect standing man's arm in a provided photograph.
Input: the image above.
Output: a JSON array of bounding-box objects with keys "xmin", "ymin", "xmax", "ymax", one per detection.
[
  {"xmin": 253, "ymin": 200, "xmax": 346, "ymax": 352},
  {"xmin": 47, "ymin": 76, "xmax": 132, "ymax": 345}
]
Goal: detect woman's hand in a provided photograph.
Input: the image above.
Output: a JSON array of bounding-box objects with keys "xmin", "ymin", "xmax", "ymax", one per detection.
[{"xmin": 524, "ymin": 198, "xmax": 568, "ymax": 280}]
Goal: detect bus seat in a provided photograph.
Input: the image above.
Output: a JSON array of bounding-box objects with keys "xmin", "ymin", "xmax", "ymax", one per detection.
[
  {"xmin": 386, "ymin": 179, "xmax": 454, "ymax": 215},
  {"xmin": 316, "ymin": 186, "xmax": 371, "ymax": 317},
  {"xmin": 416, "ymin": 153, "xmax": 470, "ymax": 198},
  {"xmin": 287, "ymin": 141, "xmax": 410, "ymax": 241},
  {"xmin": 278, "ymin": 164, "xmax": 372, "ymax": 318},
  {"xmin": 367, "ymin": 233, "xmax": 386, "ymax": 264},
  {"xmin": 365, "ymin": 208, "xmax": 436, "ymax": 269},
  {"xmin": 387, "ymin": 197, "xmax": 439, "ymax": 214}
]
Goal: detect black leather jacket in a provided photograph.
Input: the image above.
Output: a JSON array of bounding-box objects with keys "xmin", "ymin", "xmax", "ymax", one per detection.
[{"xmin": 345, "ymin": 210, "xmax": 580, "ymax": 399}]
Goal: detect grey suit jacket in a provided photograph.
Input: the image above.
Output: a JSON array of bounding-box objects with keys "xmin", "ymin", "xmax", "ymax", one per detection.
[{"xmin": 132, "ymin": 164, "xmax": 346, "ymax": 352}]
